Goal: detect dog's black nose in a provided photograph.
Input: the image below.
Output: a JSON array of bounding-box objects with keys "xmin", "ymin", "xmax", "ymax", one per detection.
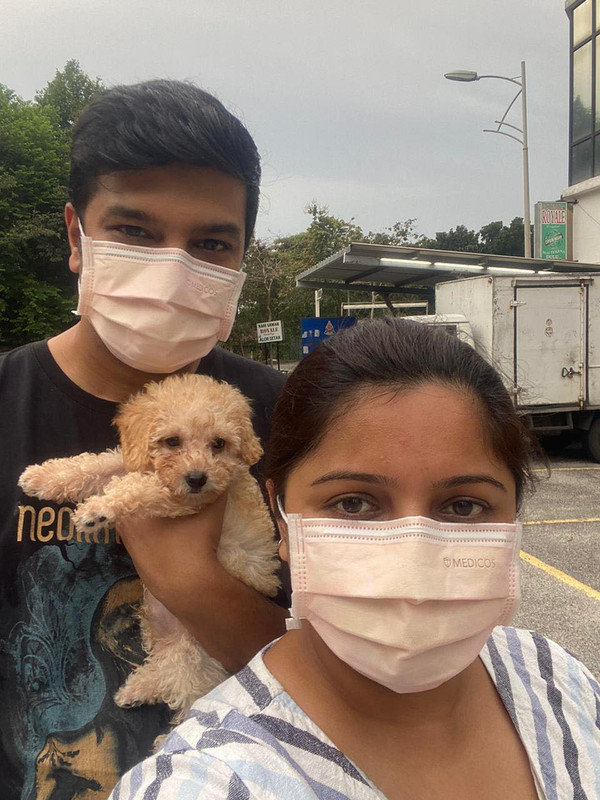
[{"xmin": 185, "ymin": 471, "xmax": 207, "ymax": 492}]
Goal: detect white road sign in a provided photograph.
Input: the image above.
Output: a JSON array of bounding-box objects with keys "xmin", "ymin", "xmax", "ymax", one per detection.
[{"xmin": 256, "ymin": 320, "xmax": 284, "ymax": 343}]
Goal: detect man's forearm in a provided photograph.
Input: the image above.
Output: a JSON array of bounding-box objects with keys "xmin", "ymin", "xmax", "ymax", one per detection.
[
  {"xmin": 117, "ymin": 506, "xmax": 288, "ymax": 673},
  {"xmin": 154, "ymin": 558, "xmax": 288, "ymax": 672}
]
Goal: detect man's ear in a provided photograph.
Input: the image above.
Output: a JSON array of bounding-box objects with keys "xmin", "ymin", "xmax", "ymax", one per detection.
[
  {"xmin": 65, "ymin": 203, "xmax": 82, "ymax": 275},
  {"xmin": 266, "ymin": 479, "xmax": 289, "ymax": 562}
]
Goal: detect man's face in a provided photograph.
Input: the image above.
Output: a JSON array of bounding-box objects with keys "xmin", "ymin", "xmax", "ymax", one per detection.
[{"xmin": 66, "ymin": 164, "xmax": 247, "ymax": 274}]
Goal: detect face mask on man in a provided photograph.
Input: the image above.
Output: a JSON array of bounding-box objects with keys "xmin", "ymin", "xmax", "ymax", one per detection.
[
  {"xmin": 75, "ymin": 222, "xmax": 246, "ymax": 373},
  {"xmin": 278, "ymin": 501, "xmax": 521, "ymax": 694}
]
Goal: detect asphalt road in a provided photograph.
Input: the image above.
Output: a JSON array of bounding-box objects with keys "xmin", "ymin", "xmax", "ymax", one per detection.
[{"xmin": 512, "ymin": 443, "xmax": 600, "ymax": 679}]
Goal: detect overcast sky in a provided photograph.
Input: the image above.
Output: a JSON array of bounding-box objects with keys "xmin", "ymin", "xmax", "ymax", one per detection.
[{"xmin": 2, "ymin": 0, "xmax": 569, "ymax": 243}]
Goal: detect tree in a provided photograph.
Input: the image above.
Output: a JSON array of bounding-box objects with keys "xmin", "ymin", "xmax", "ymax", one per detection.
[
  {"xmin": 35, "ymin": 60, "xmax": 103, "ymax": 131},
  {"xmin": 225, "ymin": 205, "xmax": 424, "ymax": 361},
  {"xmin": 421, "ymin": 224, "xmax": 481, "ymax": 252},
  {"xmin": 479, "ymin": 217, "xmax": 527, "ymax": 256},
  {"xmin": 422, "ymin": 218, "xmax": 531, "ymax": 257},
  {"xmin": 230, "ymin": 240, "xmax": 287, "ymax": 358},
  {"xmin": 0, "ymin": 63, "xmax": 103, "ymax": 350},
  {"xmin": 363, "ymin": 219, "xmax": 420, "ymax": 246}
]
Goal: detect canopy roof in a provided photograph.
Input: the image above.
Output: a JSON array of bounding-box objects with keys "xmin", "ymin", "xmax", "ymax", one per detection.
[{"xmin": 295, "ymin": 242, "xmax": 600, "ymax": 294}]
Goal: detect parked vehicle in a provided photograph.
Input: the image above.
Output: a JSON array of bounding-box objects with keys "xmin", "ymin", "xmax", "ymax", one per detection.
[{"xmin": 412, "ymin": 273, "xmax": 600, "ymax": 460}]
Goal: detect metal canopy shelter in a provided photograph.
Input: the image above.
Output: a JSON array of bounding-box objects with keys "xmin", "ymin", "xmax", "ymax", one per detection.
[{"xmin": 296, "ymin": 242, "xmax": 600, "ymax": 299}]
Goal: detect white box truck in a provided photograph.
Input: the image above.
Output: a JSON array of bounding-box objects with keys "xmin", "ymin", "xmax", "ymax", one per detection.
[{"xmin": 424, "ymin": 273, "xmax": 600, "ymax": 460}]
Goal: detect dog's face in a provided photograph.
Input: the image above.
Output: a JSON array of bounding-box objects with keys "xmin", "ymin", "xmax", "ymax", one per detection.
[{"xmin": 115, "ymin": 374, "xmax": 263, "ymax": 506}]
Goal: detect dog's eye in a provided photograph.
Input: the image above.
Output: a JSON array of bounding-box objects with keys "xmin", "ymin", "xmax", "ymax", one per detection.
[
  {"xmin": 164, "ymin": 436, "xmax": 181, "ymax": 448},
  {"xmin": 212, "ymin": 438, "xmax": 226, "ymax": 451}
]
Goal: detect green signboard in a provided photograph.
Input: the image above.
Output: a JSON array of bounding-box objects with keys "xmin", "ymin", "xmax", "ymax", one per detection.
[{"xmin": 534, "ymin": 201, "xmax": 571, "ymax": 260}]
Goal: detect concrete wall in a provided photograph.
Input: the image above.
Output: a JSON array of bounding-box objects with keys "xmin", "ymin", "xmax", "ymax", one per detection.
[{"xmin": 563, "ymin": 176, "xmax": 600, "ymax": 264}]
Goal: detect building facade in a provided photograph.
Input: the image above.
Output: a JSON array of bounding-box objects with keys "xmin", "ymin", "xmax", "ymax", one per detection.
[{"xmin": 564, "ymin": 0, "xmax": 600, "ymax": 262}]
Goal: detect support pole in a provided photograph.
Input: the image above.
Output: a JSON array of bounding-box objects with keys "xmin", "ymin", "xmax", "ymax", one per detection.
[{"xmin": 521, "ymin": 61, "xmax": 531, "ymax": 258}]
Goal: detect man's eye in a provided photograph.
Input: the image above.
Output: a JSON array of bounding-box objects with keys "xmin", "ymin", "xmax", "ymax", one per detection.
[
  {"xmin": 164, "ymin": 436, "xmax": 181, "ymax": 448},
  {"xmin": 440, "ymin": 499, "xmax": 486, "ymax": 519},
  {"xmin": 196, "ymin": 239, "xmax": 228, "ymax": 252},
  {"xmin": 117, "ymin": 225, "xmax": 151, "ymax": 239},
  {"xmin": 212, "ymin": 438, "xmax": 226, "ymax": 450}
]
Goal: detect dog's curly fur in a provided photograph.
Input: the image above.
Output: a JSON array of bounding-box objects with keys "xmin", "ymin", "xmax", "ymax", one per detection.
[{"xmin": 19, "ymin": 373, "xmax": 281, "ymax": 725}]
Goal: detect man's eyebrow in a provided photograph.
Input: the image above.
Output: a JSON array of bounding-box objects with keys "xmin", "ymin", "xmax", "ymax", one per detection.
[
  {"xmin": 100, "ymin": 205, "xmax": 158, "ymax": 224},
  {"xmin": 311, "ymin": 471, "xmax": 390, "ymax": 487},
  {"xmin": 196, "ymin": 222, "xmax": 243, "ymax": 239},
  {"xmin": 432, "ymin": 475, "xmax": 507, "ymax": 492},
  {"xmin": 100, "ymin": 206, "xmax": 242, "ymax": 239}
]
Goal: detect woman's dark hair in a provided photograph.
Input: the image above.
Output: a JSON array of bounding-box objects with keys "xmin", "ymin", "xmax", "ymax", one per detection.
[
  {"xmin": 69, "ymin": 79, "xmax": 261, "ymax": 249},
  {"xmin": 267, "ymin": 318, "xmax": 537, "ymax": 507}
]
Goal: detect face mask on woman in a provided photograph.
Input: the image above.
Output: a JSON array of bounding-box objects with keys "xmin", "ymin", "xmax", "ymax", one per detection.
[
  {"xmin": 75, "ymin": 223, "xmax": 246, "ymax": 373},
  {"xmin": 278, "ymin": 501, "xmax": 521, "ymax": 694}
]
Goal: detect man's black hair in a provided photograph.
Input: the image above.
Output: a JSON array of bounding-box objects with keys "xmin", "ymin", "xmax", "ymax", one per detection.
[{"xmin": 69, "ymin": 79, "xmax": 261, "ymax": 248}]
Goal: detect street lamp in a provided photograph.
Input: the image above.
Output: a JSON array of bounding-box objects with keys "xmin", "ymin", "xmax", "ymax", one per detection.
[{"xmin": 444, "ymin": 61, "xmax": 531, "ymax": 258}]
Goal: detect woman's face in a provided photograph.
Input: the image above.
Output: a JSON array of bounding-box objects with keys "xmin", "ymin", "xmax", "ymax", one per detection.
[{"xmin": 279, "ymin": 382, "xmax": 517, "ymax": 530}]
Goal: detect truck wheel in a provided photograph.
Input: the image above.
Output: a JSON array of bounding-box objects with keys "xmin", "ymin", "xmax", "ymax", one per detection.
[
  {"xmin": 584, "ymin": 415, "xmax": 600, "ymax": 463},
  {"xmin": 539, "ymin": 432, "xmax": 573, "ymax": 455}
]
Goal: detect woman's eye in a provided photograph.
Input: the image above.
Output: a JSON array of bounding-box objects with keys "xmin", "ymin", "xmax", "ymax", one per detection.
[
  {"xmin": 440, "ymin": 499, "xmax": 486, "ymax": 519},
  {"xmin": 164, "ymin": 436, "xmax": 181, "ymax": 448},
  {"xmin": 332, "ymin": 496, "xmax": 376, "ymax": 517}
]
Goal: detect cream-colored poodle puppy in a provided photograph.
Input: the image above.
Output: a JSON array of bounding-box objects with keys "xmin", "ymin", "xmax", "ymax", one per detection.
[{"xmin": 19, "ymin": 373, "xmax": 281, "ymax": 723}]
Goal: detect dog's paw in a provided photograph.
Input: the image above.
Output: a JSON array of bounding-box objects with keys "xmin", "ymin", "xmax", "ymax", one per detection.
[
  {"xmin": 115, "ymin": 672, "xmax": 163, "ymax": 708},
  {"xmin": 114, "ymin": 684, "xmax": 144, "ymax": 709},
  {"xmin": 73, "ymin": 497, "xmax": 113, "ymax": 533},
  {"xmin": 153, "ymin": 733, "xmax": 169, "ymax": 753},
  {"xmin": 18, "ymin": 464, "xmax": 60, "ymax": 500}
]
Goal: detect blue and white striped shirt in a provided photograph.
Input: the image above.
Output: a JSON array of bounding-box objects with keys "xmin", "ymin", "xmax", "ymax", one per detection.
[{"xmin": 110, "ymin": 627, "xmax": 600, "ymax": 799}]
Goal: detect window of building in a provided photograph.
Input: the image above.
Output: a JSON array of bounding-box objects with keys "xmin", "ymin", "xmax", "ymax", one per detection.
[{"xmin": 569, "ymin": 0, "xmax": 600, "ymax": 183}]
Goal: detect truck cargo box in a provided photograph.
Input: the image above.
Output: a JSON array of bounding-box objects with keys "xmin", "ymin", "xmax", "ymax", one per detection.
[{"xmin": 435, "ymin": 273, "xmax": 599, "ymax": 413}]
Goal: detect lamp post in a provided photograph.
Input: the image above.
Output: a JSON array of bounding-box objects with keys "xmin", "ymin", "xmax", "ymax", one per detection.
[{"xmin": 444, "ymin": 61, "xmax": 531, "ymax": 258}]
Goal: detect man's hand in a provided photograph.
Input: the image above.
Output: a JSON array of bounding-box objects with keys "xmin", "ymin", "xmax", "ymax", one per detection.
[{"xmin": 117, "ymin": 500, "xmax": 287, "ymax": 674}]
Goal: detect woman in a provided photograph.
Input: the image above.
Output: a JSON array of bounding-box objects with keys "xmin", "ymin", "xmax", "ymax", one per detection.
[{"xmin": 111, "ymin": 319, "xmax": 600, "ymax": 800}]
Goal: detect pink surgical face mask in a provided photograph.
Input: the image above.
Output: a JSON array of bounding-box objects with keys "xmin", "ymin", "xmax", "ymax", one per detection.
[
  {"xmin": 278, "ymin": 502, "xmax": 521, "ymax": 694},
  {"xmin": 75, "ymin": 224, "xmax": 246, "ymax": 373}
]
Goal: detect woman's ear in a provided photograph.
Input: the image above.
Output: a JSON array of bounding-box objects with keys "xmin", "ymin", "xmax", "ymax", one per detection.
[{"xmin": 266, "ymin": 479, "xmax": 289, "ymax": 562}]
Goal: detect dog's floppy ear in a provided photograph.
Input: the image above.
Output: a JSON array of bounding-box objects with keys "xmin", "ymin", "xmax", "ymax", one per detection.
[
  {"xmin": 114, "ymin": 391, "xmax": 155, "ymax": 472},
  {"xmin": 229, "ymin": 391, "xmax": 263, "ymax": 466},
  {"xmin": 238, "ymin": 414, "xmax": 263, "ymax": 466}
]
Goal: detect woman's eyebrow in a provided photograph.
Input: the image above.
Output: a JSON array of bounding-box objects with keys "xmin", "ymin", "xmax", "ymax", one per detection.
[
  {"xmin": 432, "ymin": 475, "xmax": 507, "ymax": 492},
  {"xmin": 311, "ymin": 471, "xmax": 389, "ymax": 487}
]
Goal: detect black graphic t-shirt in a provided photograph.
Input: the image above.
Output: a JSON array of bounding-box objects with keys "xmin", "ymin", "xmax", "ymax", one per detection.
[{"xmin": 0, "ymin": 340, "xmax": 286, "ymax": 800}]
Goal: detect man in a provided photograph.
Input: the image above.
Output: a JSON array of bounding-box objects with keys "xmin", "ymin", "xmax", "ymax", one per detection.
[{"xmin": 0, "ymin": 80, "xmax": 287, "ymax": 799}]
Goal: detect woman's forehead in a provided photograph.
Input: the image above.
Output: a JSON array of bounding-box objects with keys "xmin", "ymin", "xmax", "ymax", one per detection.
[{"xmin": 307, "ymin": 383, "xmax": 508, "ymax": 479}]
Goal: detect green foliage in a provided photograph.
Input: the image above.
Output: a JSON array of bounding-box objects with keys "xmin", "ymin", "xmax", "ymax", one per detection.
[
  {"xmin": 422, "ymin": 218, "xmax": 531, "ymax": 256},
  {"xmin": 1, "ymin": 62, "xmax": 534, "ymax": 359},
  {"xmin": 363, "ymin": 219, "xmax": 420, "ymax": 246},
  {"xmin": 421, "ymin": 224, "xmax": 481, "ymax": 252},
  {"xmin": 0, "ymin": 62, "xmax": 101, "ymax": 350},
  {"xmin": 35, "ymin": 60, "xmax": 103, "ymax": 131},
  {"xmin": 225, "ymin": 204, "xmax": 424, "ymax": 361},
  {"xmin": 479, "ymin": 217, "xmax": 528, "ymax": 256},
  {"xmin": 227, "ymin": 209, "xmax": 537, "ymax": 362}
]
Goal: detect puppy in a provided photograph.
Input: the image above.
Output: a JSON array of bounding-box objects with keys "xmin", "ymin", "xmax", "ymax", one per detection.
[{"xmin": 19, "ymin": 373, "xmax": 281, "ymax": 724}]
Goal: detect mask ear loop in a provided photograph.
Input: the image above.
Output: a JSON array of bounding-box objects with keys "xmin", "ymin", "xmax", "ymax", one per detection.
[
  {"xmin": 276, "ymin": 496, "xmax": 288, "ymax": 524},
  {"xmin": 71, "ymin": 218, "xmax": 87, "ymax": 316},
  {"xmin": 277, "ymin": 497, "xmax": 302, "ymax": 631}
]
